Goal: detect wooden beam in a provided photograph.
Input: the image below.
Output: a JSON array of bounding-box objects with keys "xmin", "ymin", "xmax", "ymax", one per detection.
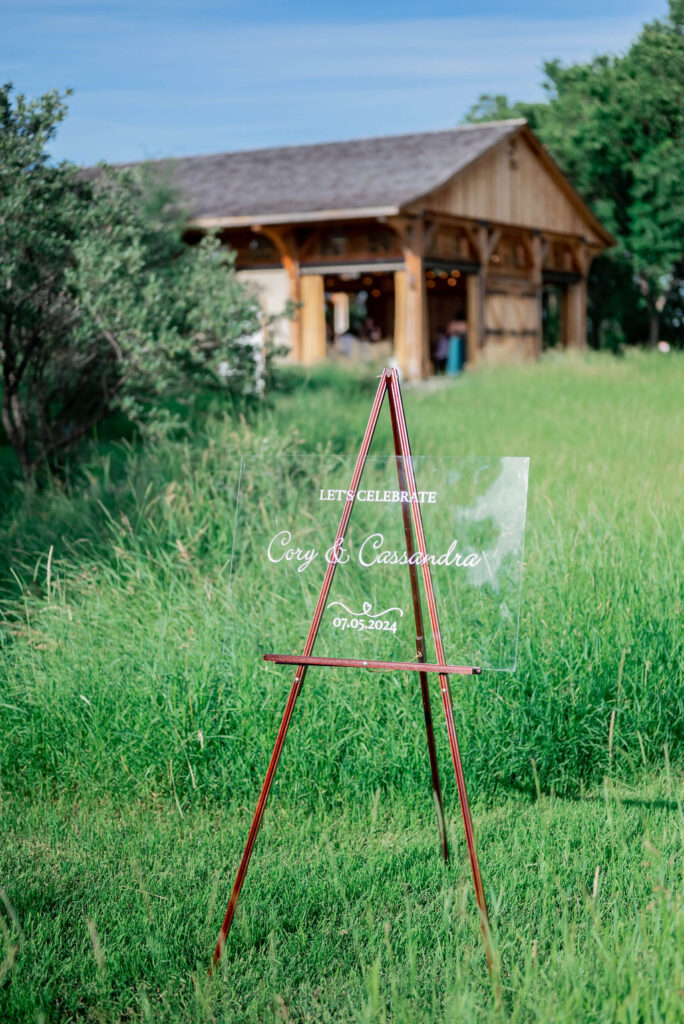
[
  {"xmin": 519, "ymin": 231, "xmax": 535, "ymax": 270},
  {"xmin": 462, "ymin": 223, "xmax": 483, "ymax": 263},
  {"xmin": 297, "ymin": 227, "xmax": 325, "ymax": 263},
  {"xmin": 485, "ymin": 227, "xmax": 502, "ymax": 262},
  {"xmin": 191, "ymin": 206, "xmax": 401, "ymax": 230},
  {"xmin": 421, "ymin": 209, "xmax": 594, "ymax": 252},
  {"xmin": 386, "ymin": 215, "xmax": 412, "ymax": 249},
  {"xmin": 252, "ymin": 225, "xmax": 302, "ymax": 362},
  {"xmin": 568, "ymin": 238, "xmax": 589, "ymax": 277},
  {"xmin": 423, "ymin": 218, "xmax": 439, "ymax": 256}
]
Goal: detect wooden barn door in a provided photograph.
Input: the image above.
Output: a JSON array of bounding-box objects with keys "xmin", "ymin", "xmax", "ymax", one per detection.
[{"xmin": 483, "ymin": 283, "xmax": 541, "ymax": 362}]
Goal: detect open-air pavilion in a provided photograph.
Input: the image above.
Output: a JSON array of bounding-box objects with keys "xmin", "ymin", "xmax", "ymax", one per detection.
[{"xmin": 160, "ymin": 119, "xmax": 613, "ymax": 378}]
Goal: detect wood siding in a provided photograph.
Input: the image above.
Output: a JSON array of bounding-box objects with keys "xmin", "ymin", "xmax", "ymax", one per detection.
[
  {"xmin": 424, "ymin": 135, "xmax": 601, "ymax": 245},
  {"xmin": 482, "ymin": 283, "xmax": 541, "ymax": 364}
]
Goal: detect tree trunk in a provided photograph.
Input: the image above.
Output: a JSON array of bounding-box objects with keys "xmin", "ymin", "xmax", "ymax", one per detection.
[
  {"xmin": 648, "ymin": 312, "xmax": 659, "ymax": 348},
  {"xmin": 1, "ymin": 358, "xmax": 30, "ymax": 474}
]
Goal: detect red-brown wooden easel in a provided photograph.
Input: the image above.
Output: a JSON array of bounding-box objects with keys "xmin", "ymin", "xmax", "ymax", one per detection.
[{"xmin": 211, "ymin": 368, "xmax": 492, "ymax": 973}]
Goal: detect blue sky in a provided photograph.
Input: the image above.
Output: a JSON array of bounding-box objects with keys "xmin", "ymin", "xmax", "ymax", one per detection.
[{"xmin": 2, "ymin": 1, "xmax": 668, "ymax": 165}]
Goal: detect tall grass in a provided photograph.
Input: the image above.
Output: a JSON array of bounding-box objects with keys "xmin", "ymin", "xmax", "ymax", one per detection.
[
  {"xmin": 1, "ymin": 352, "xmax": 681, "ymax": 807},
  {"xmin": 1, "ymin": 351, "xmax": 682, "ymax": 1022}
]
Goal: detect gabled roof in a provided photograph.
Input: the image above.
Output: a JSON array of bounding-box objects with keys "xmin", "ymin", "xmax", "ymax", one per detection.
[
  {"xmin": 99, "ymin": 120, "xmax": 613, "ymax": 246},
  {"xmin": 119, "ymin": 120, "xmax": 525, "ymax": 226}
]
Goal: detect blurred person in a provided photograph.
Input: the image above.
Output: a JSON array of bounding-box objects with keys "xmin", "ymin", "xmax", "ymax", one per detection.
[
  {"xmin": 446, "ymin": 318, "xmax": 467, "ymax": 375},
  {"xmin": 432, "ymin": 326, "xmax": 449, "ymax": 373}
]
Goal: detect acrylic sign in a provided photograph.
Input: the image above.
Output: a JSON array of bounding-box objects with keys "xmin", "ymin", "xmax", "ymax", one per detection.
[{"xmin": 228, "ymin": 454, "xmax": 529, "ymax": 672}]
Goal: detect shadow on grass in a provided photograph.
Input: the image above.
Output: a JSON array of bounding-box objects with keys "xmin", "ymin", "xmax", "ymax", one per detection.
[{"xmin": 500, "ymin": 779, "xmax": 681, "ymax": 813}]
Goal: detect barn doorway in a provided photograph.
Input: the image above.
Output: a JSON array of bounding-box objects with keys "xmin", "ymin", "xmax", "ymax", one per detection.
[
  {"xmin": 323, "ymin": 270, "xmax": 395, "ymax": 363},
  {"xmin": 542, "ymin": 283, "xmax": 563, "ymax": 349},
  {"xmin": 426, "ymin": 264, "xmax": 468, "ymax": 371}
]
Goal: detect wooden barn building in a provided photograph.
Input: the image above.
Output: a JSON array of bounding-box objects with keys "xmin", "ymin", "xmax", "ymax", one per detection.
[{"xmin": 166, "ymin": 120, "xmax": 612, "ymax": 378}]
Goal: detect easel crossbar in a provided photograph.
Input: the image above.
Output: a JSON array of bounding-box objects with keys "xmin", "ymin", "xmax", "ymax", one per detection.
[{"xmin": 264, "ymin": 654, "xmax": 481, "ymax": 675}]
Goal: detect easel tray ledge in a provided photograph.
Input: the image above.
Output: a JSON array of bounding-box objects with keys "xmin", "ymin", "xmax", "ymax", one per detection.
[{"xmin": 263, "ymin": 654, "xmax": 482, "ymax": 676}]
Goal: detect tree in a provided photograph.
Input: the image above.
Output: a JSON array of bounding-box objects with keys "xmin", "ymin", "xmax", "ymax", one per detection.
[
  {"xmin": 464, "ymin": 94, "xmax": 527, "ymax": 124},
  {"xmin": 464, "ymin": 0, "xmax": 684, "ymax": 348},
  {"xmin": 0, "ymin": 84, "xmax": 267, "ymax": 475}
]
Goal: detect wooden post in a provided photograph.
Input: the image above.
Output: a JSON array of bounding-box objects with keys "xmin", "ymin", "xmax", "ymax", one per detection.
[
  {"xmin": 466, "ymin": 272, "xmax": 483, "ymax": 365},
  {"xmin": 389, "ymin": 217, "xmax": 430, "ymax": 379},
  {"xmin": 393, "ymin": 269, "xmax": 409, "ymax": 373},
  {"xmin": 530, "ymin": 232, "xmax": 544, "ymax": 357},
  {"xmin": 562, "ymin": 240, "xmax": 589, "ymax": 349},
  {"xmin": 563, "ymin": 278, "xmax": 587, "ymax": 348},
  {"xmin": 465, "ymin": 223, "xmax": 497, "ymax": 363},
  {"xmin": 300, "ymin": 274, "xmax": 327, "ymax": 364},
  {"xmin": 404, "ymin": 248, "xmax": 430, "ymax": 378}
]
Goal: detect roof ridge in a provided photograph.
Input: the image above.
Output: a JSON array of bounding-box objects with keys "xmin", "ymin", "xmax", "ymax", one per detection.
[{"xmin": 106, "ymin": 120, "xmax": 526, "ymax": 170}]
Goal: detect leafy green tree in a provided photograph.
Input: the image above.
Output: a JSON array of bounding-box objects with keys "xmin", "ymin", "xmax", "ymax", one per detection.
[
  {"xmin": 464, "ymin": 94, "xmax": 527, "ymax": 124},
  {"xmin": 0, "ymin": 84, "xmax": 266, "ymax": 475},
  {"xmin": 465, "ymin": 1, "xmax": 684, "ymax": 348}
]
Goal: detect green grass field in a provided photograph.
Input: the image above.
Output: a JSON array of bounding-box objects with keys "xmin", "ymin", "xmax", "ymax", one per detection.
[{"xmin": 1, "ymin": 351, "xmax": 682, "ymax": 1022}]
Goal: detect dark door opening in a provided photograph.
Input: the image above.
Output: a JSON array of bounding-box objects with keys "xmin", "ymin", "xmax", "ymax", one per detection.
[
  {"xmin": 426, "ymin": 266, "xmax": 468, "ymax": 371},
  {"xmin": 542, "ymin": 284, "xmax": 563, "ymax": 349},
  {"xmin": 322, "ymin": 270, "xmax": 395, "ymax": 362}
]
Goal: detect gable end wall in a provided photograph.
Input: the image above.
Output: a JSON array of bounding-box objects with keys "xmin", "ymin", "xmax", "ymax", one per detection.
[{"xmin": 422, "ymin": 134, "xmax": 601, "ymax": 244}]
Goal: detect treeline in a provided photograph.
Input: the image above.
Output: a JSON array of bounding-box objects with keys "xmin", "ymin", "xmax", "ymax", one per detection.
[{"xmin": 465, "ymin": 0, "xmax": 684, "ymax": 350}]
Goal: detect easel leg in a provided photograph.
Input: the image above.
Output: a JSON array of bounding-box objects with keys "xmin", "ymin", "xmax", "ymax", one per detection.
[
  {"xmin": 437, "ymin": 671, "xmax": 490, "ymax": 931},
  {"xmin": 388, "ymin": 396, "xmax": 448, "ymax": 863},
  {"xmin": 212, "ymin": 371, "xmax": 390, "ymax": 970},
  {"xmin": 387, "ymin": 370, "xmax": 493, "ymax": 972},
  {"xmin": 418, "ymin": 669, "xmax": 449, "ymax": 862},
  {"xmin": 211, "ymin": 668, "xmax": 306, "ymax": 969}
]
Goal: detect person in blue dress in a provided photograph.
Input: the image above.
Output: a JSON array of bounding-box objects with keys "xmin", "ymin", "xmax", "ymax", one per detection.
[{"xmin": 446, "ymin": 318, "xmax": 467, "ymax": 375}]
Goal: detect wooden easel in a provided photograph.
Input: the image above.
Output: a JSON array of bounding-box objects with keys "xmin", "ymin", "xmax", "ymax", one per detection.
[{"xmin": 211, "ymin": 368, "xmax": 492, "ymax": 972}]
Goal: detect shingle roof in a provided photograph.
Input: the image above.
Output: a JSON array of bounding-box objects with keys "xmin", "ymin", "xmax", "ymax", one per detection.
[{"xmin": 119, "ymin": 121, "xmax": 525, "ymax": 224}]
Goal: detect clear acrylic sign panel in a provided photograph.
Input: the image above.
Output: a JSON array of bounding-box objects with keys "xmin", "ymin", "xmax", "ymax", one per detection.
[{"xmin": 228, "ymin": 455, "xmax": 529, "ymax": 672}]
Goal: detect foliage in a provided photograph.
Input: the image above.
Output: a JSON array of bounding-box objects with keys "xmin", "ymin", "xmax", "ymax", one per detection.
[
  {"xmin": 0, "ymin": 84, "xmax": 267, "ymax": 476},
  {"xmin": 465, "ymin": 1, "xmax": 684, "ymax": 348},
  {"xmin": 464, "ymin": 93, "xmax": 530, "ymax": 125}
]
